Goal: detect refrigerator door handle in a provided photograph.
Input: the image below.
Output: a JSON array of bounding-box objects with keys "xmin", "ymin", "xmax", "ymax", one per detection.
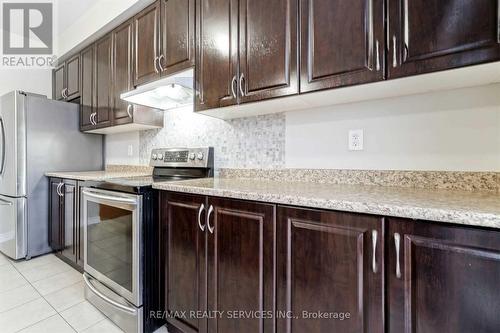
[
  {"xmin": 0, "ymin": 197, "xmax": 12, "ymax": 206},
  {"xmin": 0, "ymin": 117, "xmax": 5, "ymax": 175}
]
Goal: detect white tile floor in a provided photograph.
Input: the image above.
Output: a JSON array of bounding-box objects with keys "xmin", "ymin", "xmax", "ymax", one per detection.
[{"xmin": 0, "ymin": 252, "xmax": 124, "ymax": 333}]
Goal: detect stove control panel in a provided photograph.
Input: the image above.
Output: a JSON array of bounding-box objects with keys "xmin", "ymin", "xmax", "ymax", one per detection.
[{"xmin": 150, "ymin": 147, "xmax": 213, "ymax": 168}]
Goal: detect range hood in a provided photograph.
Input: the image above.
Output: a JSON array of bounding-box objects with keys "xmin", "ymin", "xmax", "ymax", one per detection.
[{"xmin": 121, "ymin": 68, "xmax": 194, "ymax": 110}]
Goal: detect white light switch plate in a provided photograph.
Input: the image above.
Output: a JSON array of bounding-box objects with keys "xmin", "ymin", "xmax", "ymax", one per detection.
[{"xmin": 349, "ymin": 129, "xmax": 364, "ymax": 151}]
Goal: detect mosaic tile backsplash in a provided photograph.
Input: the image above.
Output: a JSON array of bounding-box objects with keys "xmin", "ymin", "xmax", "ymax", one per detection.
[{"xmin": 139, "ymin": 107, "xmax": 285, "ymax": 169}]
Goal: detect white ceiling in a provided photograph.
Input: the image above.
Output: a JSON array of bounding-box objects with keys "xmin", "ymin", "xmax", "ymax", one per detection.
[{"xmin": 56, "ymin": 0, "xmax": 98, "ymax": 33}]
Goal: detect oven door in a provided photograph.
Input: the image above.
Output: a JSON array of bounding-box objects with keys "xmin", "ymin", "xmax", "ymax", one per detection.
[{"xmin": 82, "ymin": 188, "xmax": 142, "ymax": 307}]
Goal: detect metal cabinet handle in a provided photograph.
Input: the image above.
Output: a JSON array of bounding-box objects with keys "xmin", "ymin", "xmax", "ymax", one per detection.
[
  {"xmin": 61, "ymin": 88, "xmax": 66, "ymax": 99},
  {"xmin": 392, "ymin": 35, "xmax": 398, "ymax": 68},
  {"xmin": 91, "ymin": 113, "xmax": 97, "ymax": 125},
  {"xmin": 89, "ymin": 113, "xmax": 94, "ymax": 125},
  {"xmin": 231, "ymin": 75, "xmax": 237, "ymax": 98},
  {"xmin": 372, "ymin": 230, "xmax": 378, "ymax": 273},
  {"xmin": 158, "ymin": 54, "xmax": 165, "ymax": 72},
  {"xmin": 367, "ymin": 0, "xmax": 374, "ymax": 70},
  {"xmin": 375, "ymin": 40, "xmax": 381, "ymax": 71},
  {"xmin": 395, "ymin": 233, "xmax": 402, "ymax": 278},
  {"xmin": 154, "ymin": 57, "xmax": 160, "ymax": 73},
  {"xmin": 0, "ymin": 118, "xmax": 5, "ymax": 175},
  {"xmin": 239, "ymin": 73, "xmax": 245, "ymax": 97},
  {"xmin": 127, "ymin": 105, "xmax": 133, "ymax": 118},
  {"xmin": 198, "ymin": 203, "xmax": 206, "ymax": 231},
  {"xmin": 56, "ymin": 183, "xmax": 63, "ymax": 197},
  {"xmin": 207, "ymin": 205, "xmax": 214, "ymax": 234},
  {"xmin": 403, "ymin": 0, "xmax": 409, "ymax": 60},
  {"xmin": 83, "ymin": 274, "xmax": 137, "ymax": 315}
]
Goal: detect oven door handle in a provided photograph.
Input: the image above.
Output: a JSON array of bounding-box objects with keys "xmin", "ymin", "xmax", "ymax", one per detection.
[
  {"xmin": 82, "ymin": 190, "xmax": 138, "ymax": 205},
  {"xmin": 83, "ymin": 274, "xmax": 137, "ymax": 315}
]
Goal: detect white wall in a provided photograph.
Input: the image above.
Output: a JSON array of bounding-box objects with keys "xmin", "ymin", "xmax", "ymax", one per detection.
[
  {"xmin": 0, "ymin": 69, "xmax": 52, "ymax": 97},
  {"xmin": 286, "ymin": 84, "xmax": 500, "ymax": 171},
  {"xmin": 105, "ymin": 132, "xmax": 141, "ymax": 165}
]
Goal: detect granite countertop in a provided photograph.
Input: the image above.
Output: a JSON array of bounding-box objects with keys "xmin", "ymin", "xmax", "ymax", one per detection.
[
  {"xmin": 152, "ymin": 178, "xmax": 500, "ymax": 229},
  {"xmin": 45, "ymin": 170, "xmax": 152, "ymax": 181}
]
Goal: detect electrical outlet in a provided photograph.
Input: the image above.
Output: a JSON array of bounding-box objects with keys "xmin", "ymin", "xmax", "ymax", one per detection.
[
  {"xmin": 127, "ymin": 145, "xmax": 134, "ymax": 156},
  {"xmin": 348, "ymin": 129, "xmax": 364, "ymax": 151}
]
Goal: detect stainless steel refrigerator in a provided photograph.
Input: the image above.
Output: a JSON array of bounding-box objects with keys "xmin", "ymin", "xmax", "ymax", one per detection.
[{"xmin": 0, "ymin": 91, "xmax": 103, "ymax": 260}]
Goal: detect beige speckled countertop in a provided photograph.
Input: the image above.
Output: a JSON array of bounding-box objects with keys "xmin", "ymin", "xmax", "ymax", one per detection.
[
  {"xmin": 152, "ymin": 178, "xmax": 500, "ymax": 229},
  {"xmin": 45, "ymin": 170, "xmax": 152, "ymax": 181}
]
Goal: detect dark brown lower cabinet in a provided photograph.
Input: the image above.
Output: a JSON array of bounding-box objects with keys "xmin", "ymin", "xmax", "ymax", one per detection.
[
  {"xmin": 161, "ymin": 193, "xmax": 275, "ymax": 333},
  {"xmin": 161, "ymin": 192, "xmax": 500, "ymax": 333},
  {"xmin": 162, "ymin": 192, "xmax": 207, "ymax": 333},
  {"xmin": 277, "ymin": 206, "xmax": 384, "ymax": 333},
  {"xmin": 49, "ymin": 177, "xmax": 83, "ymax": 271},
  {"xmin": 388, "ymin": 218, "xmax": 500, "ymax": 333}
]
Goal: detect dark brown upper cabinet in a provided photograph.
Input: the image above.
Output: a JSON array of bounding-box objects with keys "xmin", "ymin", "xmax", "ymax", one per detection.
[
  {"xmin": 53, "ymin": 56, "xmax": 80, "ymax": 101},
  {"xmin": 388, "ymin": 0, "xmax": 500, "ymax": 79},
  {"xmin": 53, "ymin": 64, "xmax": 65, "ymax": 101},
  {"xmin": 65, "ymin": 55, "xmax": 81, "ymax": 100},
  {"xmin": 134, "ymin": 2, "xmax": 161, "ymax": 86},
  {"xmin": 160, "ymin": 0, "xmax": 195, "ymax": 76},
  {"xmin": 277, "ymin": 206, "xmax": 385, "ymax": 333},
  {"xmin": 80, "ymin": 44, "xmax": 95, "ymax": 132},
  {"xmin": 300, "ymin": 0, "xmax": 385, "ymax": 93},
  {"xmin": 112, "ymin": 19, "xmax": 135, "ymax": 126},
  {"xmin": 196, "ymin": 0, "xmax": 299, "ymax": 111},
  {"xmin": 387, "ymin": 218, "xmax": 500, "ymax": 333},
  {"xmin": 95, "ymin": 34, "xmax": 113, "ymax": 128},
  {"xmin": 195, "ymin": 0, "xmax": 239, "ymax": 111},
  {"xmin": 238, "ymin": 0, "xmax": 298, "ymax": 103}
]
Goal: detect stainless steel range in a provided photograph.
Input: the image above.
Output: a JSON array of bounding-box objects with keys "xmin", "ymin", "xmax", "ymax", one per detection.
[{"xmin": 82, "ymin": 148, "xmax": 213, "ymax": 333}]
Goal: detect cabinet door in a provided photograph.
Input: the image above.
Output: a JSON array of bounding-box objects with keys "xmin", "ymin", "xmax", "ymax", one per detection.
[
  {"xmin": 53, "ymin": 64, "xmax": 65, "ymax": 100},
  {"xmin": 134, "ymin": 3, "xmax": 161, "ymax": 86},
  {"xmin": 195, "ymin": 0, "xmax": 239, "ymax": 111},
  {"xmin": 277, "ymin": 207, "xmax": 384, "ymax": 333},
  {"xmin": 300, "ymin": 0, "xmax": 385, "ymax": 93},
  {"xmin": 162, "ymin": 192, "xmax": 207, "ymax": 333},
  {"xmin": 66, "ymin": 54, "xmax": 80, "ymax": 100},
  {"xmin": 95, "ymin": 35, "xmax": 113, "ymax": 128},
  {"xmin": 238, "ymin": 0, "xmax": 298, "ymax": 103},
  {"xmin": 113, "ymin": 20, "xmax": 134, "ymax": 126},
  {"xmin": 388, "ymin": 0, "xmax": 500, "ymax": 78},
  {"xmin": 60, "ymin": 182, "xmax": 77, "ymax": 263},
  {"xmin": 160, "ymin": 0, "xmax": 195, "ymax": 76},
  {"xmin": 207, "ymin": 198, "xmax": 275, "ymax": 333},
  {"xmin": 80, "ymin": 45, "xmax": 95, "ymax": 131},
  {"xmin": 388, "ymin": 218, "xmax": 500, "ymax": 333},
  {"xmin": 49, "ymin": 178, "xmax": 63, "ymax": 251}
]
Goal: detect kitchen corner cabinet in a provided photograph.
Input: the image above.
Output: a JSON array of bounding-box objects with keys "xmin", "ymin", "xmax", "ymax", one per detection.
[
  {"xmin": 195, "ymin": 0, "xmax": 298, "ymax": 111},
  {"xmin": 277, "ymin": 206, "xmax": 384, "ymax": 333},
  {"xmin": 161, "ymin": 193, "xmax": 275, "ymax": 333},
  {"xmin": 80, "ymin": 44, "xmax": 95, "ymax": 131},
  {"xmin": 94, "ymin": 34, "xmax": 113, "ymax": 128},
  {"xmin": 300, "ymin": 0, "xmax": 385, "ymax": 93},
  {"xmin": 387, "ymin": 0, "xmax": 500, "ymax": 79},
  {"xmin": 53, "ymin": 54, "xmax": 81, "ymax": 101},
  {"xmin": 387, "ymin": 218, "xmax": 500, "ymax": 333},
  {"xmin": 112, "ymin": 19, "xmax": 135, "ymax": 126},
  {"xmin": 49, "ymin": 178, "xmax": 83, "ymax": 271}
]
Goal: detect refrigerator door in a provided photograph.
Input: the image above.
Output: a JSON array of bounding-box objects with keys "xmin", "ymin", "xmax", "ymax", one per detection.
[
  {"xmin": 0, "ymin": 195, "xmax": 26, "ymax": 259},
  {"xmin": 0, "ymin": 91, "xmax": 27, "ymax": 197}
]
